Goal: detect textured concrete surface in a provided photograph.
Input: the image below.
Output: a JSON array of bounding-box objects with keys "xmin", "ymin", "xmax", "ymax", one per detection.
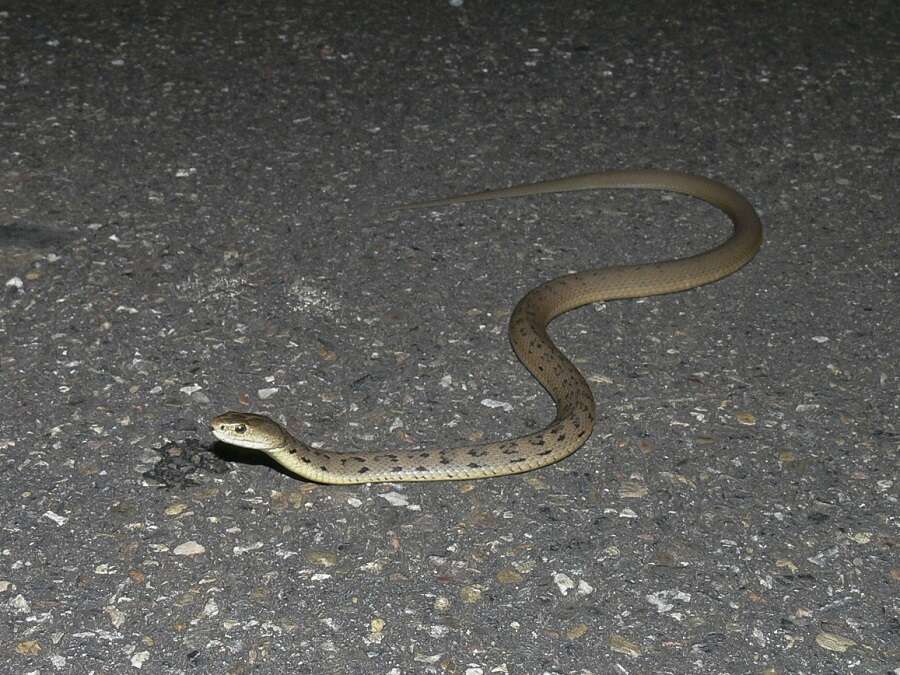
[{"xmin": 2, "ymin": 0, "xmax": 898, "ymax": 672}]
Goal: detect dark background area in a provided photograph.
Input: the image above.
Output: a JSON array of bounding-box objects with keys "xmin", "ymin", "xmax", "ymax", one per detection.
[{"xmin": 2, "ymin": 0, "xmax": 897, "ymax": 672}]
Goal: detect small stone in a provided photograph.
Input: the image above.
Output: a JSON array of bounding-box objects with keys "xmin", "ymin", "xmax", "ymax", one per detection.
[
  {"xmin": 565, "ymin": 623, "xmax": 588, "ymax": 640},
  {"xmin": 495, "ymin": 568, "xmax": 523, "ymax": 584},
  {"xmin": 165, "ymin": 503, "xmax": 187, "ymax": 516},
  {"xmin": 131, "ymin": 650, "xmax": 150, "ymax": 668},
  {"xmin": 10, "ymin": 594, "xmax": 30, "ymax": 613},
  {"xmin": 619, "ymin": 481, "xmax": 648, "ymax": 498},
  {"xmin": 459, "ymin": 586, "xmax": 482, "ymax": 603},
  {"xmin": 433, "ymin": 596, "xmax": 451, "ymax": 611},
  {"xmin": 105, "ymin": 606, "xmax": 126, "ymax": 628},
  {"xmin": 16, "ymin": 640, "xmax": 41, "ymax": 655},
  {"xmin": 815, "ymin": 631, "xmax": 856, "ymax": 652},
  {"xmin": 378, "ymin": 491, "xmax": 410, "ymax": 507},
  {"xmin": 173, "ymin": 541, "xmax": 205, "ymax": 556},
  {"xmin": 553, "ymin": 572, "xmax": 575, "ymax": 595},
  {"xmin": 43, "ymin": 511, "xmax": 68, "ymax": 526},
  {"xmin": 609, "ymin": 634, "xmax": 641, "ymax": 657},
  {"xmin": 481, "ymin": 398, "xmax": 513, "ymax": 412},
  {"xmin": 233, "ymin": 542, "xmax": 264, "ymax": 556},
  {"xmin": 429, "ymin": 624, "xmax": 450, "ymax": 638},
  {"xmin": 304, "ymin": 550, "xmax": 337, "ymax": 567}
]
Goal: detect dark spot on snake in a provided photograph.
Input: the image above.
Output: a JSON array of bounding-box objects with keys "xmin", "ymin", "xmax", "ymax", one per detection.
[
  {"xmin": 468, "ymin": 449, "xmax": 488, "ymax": 457},
  {"xmin": 357, "ymin": 467, "xmax": 369, "ymax": 474},
  {"xmin": 466, "ymin": 462, "xmax": 481, "ymax": 469},
  {"xmin": 537, "ymin": 449, "xmax": 553, "ymax": 456},
  {"xmin": 392, "ymin": 466, "xmax": 404, "ymax": 472},
  {"xmin": 319, "ymin": 465, "xmax": 328, "ymax": 472},
  {"xmin": 301, "ymin": 457, "xmax": 311, "ymax": 464},
  {"xmin": 439, "ymin": 457, "xmax": 451, "ymax": 465},
  {"xmin": 557, "ymin": 434, "xmax": 566, "ymax": 442},
  {"xmin": 415, "ymin": 466, "xmax": 427, "ymax": 472},
  {"xmin": 288, "ymin": 448, "xmax": 297, "ymax": 454},
  {"xmin": 510, "ymin": 457, "xmax": 526, "ymax": 464}
]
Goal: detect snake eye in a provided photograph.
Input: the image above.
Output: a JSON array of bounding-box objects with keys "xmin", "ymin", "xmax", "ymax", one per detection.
[{"xmin": 235, "ymin": 424, "xmax": 247, "ymax": 434}]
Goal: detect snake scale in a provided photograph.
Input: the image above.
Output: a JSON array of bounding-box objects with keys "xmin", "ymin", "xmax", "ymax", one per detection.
[{"xmin": 211, "ymin": 169, "xmax": 763, "ymax": 483}]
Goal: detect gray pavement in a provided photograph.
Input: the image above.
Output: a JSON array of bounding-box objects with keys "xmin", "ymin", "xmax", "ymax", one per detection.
[{"xmin": 1, "ymin": 0, "xmax": 898, "ymax": 672}]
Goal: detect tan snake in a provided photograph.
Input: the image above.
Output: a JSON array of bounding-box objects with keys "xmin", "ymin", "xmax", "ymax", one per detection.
[{"xmin": 210, "ymin": 169, "xmax": 763, "ymax": 483}]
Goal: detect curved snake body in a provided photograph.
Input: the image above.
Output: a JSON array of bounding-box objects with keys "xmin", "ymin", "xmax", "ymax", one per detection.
[{"xmin": 211, "ymin": 169, "xmax": 763, "ymax": 483}]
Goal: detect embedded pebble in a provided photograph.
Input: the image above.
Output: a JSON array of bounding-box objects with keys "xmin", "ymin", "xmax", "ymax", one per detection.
[
  {"xmin": 735, "ymin": 411, "xmax": 757, "ymax": 425},
  {"xmin": 10, "ymin": 594, "xmax": 30, "ymax": 613},
  {"xmin": 609, "ymin": 634, "xmax": 641, "ymax": 657},
  {"xmin": 201, "ymin": 599, "xmax": 219, "ymax": 618},
  {"xmin": 105, "ymin": 606, "xmax": 125, "ymax": 628},
  {"xmin": 130, "ymin": 651, "xmax": 150, "ymax": 668},
  {"xmin": 173, "ymin": 541, "xmax": 205, "ymax": 556},
  {"xmin": 480, "ymin": 398, "xmax": 513, "ymax": 412},
  {"xmin": 816, "ymin": 631, "xmax": 856, "ymax": 652},
  {"xmin": 304, "ymin": 550, "xmax": 337, "ymax": 567},
  {"xmin": 577, "ymin": 580, "xmax": 594, "ymax": 596},
  {"xmin": 496, "ymin": 568, "xmax": 523, "ymax": 584},
  {"xmin": 552, "ymin": 572, "xmax": 575, "ymax": 595},
  {"xmin": 459, "ymin": 586, "xmax": 482, "ymax": 603},
  {"xmin": 43, "ymin": 511, "xmax": 68, "ymax": 526},
  {"xmin": 16, "ymin": 640, "xmax": 40, "ymax": 655},
  {"xmin": 565, "ymin": 623, "xmax": 588, "ymax": 640},
  {"xmin": 433, "ymin": 596, "xmax": 451, "ymax": 611},
  {"xmin": 378, "ymin": 491, "xmax": 410, "ymax": 507},
  {"xmin": 233, "ymin": 542, "xmax": 264, "ymax": 556},
  {"xmin": 164, "ymin": 503, "xmax": 188, "ymax": 516},
  {"xmin": 646, "ymin": 589, "xmax": 691, "ymax": 613}
]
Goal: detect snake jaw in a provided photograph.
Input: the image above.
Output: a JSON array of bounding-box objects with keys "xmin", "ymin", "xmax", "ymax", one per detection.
[{"xmin": 210, "ymin": 411, "xmax": 289, "ymax": 451}]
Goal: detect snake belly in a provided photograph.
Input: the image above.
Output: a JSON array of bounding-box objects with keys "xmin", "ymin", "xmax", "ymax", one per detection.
[{"xmin": 210, "ymin": 169, "xmax": 763, "ymax": 483}]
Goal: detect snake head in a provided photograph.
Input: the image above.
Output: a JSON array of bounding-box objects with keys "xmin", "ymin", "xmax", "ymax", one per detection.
[{"xmin": 210, "ymin": 411, "xmax": 289, "ymax": 451}]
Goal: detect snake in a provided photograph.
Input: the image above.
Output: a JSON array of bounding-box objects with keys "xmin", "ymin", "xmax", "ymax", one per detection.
[{"xmin": 210, "ymin": 169, "xmax": 763, "ymax": 484}]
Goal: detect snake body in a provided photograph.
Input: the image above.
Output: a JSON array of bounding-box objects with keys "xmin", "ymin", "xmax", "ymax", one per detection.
[{"xmin": 211, "ymin": 169, "xmax": 763, "ymax": 483}]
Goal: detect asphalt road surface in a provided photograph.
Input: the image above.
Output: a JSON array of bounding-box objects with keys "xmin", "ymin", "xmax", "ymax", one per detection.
[{"xmin": 2, "ymin": 1, "xmax": 897, "ymax": 672}]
